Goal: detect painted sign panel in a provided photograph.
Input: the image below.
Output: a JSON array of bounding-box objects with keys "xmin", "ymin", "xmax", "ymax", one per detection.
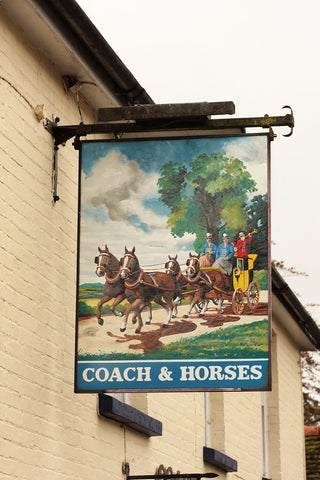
[{"xmin": 75, "ymin": 134, "xmax": 271, "ymax": 392}]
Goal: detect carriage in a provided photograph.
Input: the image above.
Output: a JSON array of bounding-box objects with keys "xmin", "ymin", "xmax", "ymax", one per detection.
[{"xmin": 199, "ymin": 253, "xmax": 260, "ymax": 315}]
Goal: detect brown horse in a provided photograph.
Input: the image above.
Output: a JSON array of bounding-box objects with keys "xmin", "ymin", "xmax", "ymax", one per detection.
[
  {"xmin": 184, "ymin": 252, "xmax": 232, "ymax": 317},
  {"xmin": 119, "ymin": 247, "xmax": 176, "ymax": 333},
  {"xmin": 164, "ymin": 254, "xmax": 200, "ymax": 317},
  {"xmin": 95, "ymin": 245, "xmax": 148, "ymax": 326}
]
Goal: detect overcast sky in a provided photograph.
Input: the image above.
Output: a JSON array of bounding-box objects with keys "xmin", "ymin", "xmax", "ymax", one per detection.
[
  {"xmin": 79, "ymin": 135, "xmax": 268, "ymax": 284},
  {"xmin": 77, "ymin": 0, "xmax": 320, "ymax": 323}
]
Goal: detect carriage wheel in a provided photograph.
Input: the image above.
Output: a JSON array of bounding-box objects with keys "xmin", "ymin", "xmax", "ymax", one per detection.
[
  {"xmin": 247, "ymin": 281, "xmax": 260, "ymax": 311},
  {"xmin": 232, "ymin": 288, "xmax": 245, "ymax": 315}
]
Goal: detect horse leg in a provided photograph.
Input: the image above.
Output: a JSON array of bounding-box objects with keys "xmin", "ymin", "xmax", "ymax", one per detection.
[
  {"xmin": 183, "ymin": 291, "xmax": 200, "ymax": 318},
  {"xmin": 134, "ymin": 308, "xmax": 144, "ymax": 334},
  {"xmin": 97, "ymin": 295, "xmax": 111, "ymax": 326},
  {"xmin": 172, "ymin": 294, "xmax": 182, "ymax": 318},
  {"xmin": 178, "ymin": 294, "xmax": 198, "ymax": 314},
  {"xmin": 120, "ymin": 298, "xmax": 144, "ymax": 332},
  {"xmin": 199, "ymin": 298, "xmax": 209, "ymax": 317},
  {"xmin": 144, "ymin": 302, "xmax": 153, "ymax": 325},
  {"xmin": 161, "ymin": 298, "xmax": 174, "ymax": 328},
  {"xmin": 109, "ymin": 294, "xmax": 125, "ymax": 317},
  {"xmin": 133, "ymin": 302, "xmax": 151, "ymax": 325},
  {"xmin": 192, "ymin": 303, "xmax": 200, "ymax": 313},
  {"xmin": 216, "ymin": 297, "xmax": 224, "ymax": 314},
  {"xmin": 172, "ymin": 302, "xmax": 178, "ymax": 318}
]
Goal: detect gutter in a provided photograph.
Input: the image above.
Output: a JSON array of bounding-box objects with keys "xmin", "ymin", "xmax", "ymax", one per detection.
[
  {"xmin": 28, "ymin": 0, "xmax": 154, "ymax": 106},
  {"xmin": 272, "ymin": 266, "xmax": 320, "ymax": 349}
]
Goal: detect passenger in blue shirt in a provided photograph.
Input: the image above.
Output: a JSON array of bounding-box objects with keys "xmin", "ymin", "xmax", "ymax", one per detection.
[
  {"xmin": 200, "ymin": 233, "xmax": 217, "ymax": 265},
  {"xmin": 213, "ymin": 233, "xmax": 234, "ymax": 275}
]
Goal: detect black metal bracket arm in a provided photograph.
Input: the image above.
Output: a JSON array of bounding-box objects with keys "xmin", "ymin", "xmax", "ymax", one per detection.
[
  {"xmin": 127, "ymin": 474, "xmax": 218, "ymax": 480},
  {"xmin": 44, "ymin": 103, "xmax": 293, "ymax": 203},
  {"xmin": 43, "ymin": 104, "xmax": 294, "ymax": 148},
  {"xmin": 122, "ymin": 463, "xmax": 219, "ymax": 480}
]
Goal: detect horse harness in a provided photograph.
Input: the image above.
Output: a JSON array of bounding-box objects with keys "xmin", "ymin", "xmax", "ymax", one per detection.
[{"xmin": 122, "ymin": 253, "xmax": 176, "ymax": 291}]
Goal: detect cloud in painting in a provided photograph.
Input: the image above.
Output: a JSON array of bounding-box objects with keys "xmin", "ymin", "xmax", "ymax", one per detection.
[
  {"xmin": 222, "ymin": 136, "xmax": 268, "ymax": 195},
  {"xmin": 81, "ymin": 150, "xmax": 163, "ymax": 228},
  {"xmin": 80, "ymin": 215, "xmax": 196, "ymax": 284}
]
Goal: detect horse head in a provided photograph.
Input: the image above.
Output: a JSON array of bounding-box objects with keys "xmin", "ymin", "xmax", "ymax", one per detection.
[
  {"xmin": 120, "ymin": 246, "xmax": 139, "ymax": 279},
  {"xmin": 186, "ymin": 252, "xmax": 200, "ymax": 278},
  {"xmin": 95, "ymin": 245, "xmax": 118, "ymax": 277},
  {"xmin": 165, "ymin": 254, "xmax": 180, "ymax": 276}
]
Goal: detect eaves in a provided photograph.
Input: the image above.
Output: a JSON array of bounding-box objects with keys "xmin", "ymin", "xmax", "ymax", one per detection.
[{"xmin": 272, "ymin": 266, "xmax": 320, "ymax": 351}]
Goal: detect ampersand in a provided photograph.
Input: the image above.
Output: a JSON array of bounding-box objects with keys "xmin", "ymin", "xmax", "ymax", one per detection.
[{"xmin": 158, "ymin": 366, "xmax": 173, "ymax": 381}]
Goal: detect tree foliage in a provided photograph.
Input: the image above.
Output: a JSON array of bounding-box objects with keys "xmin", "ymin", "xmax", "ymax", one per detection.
[
  {"xmin": 158, "ymin": 152, "xmax": 268, "ymax": 257},
  {"xmin": 244, "ymin": 194, "xmax": 268, "ymax": 269},
  {"xmin": 302, "ymin": 351, "xmax": 320, "ymax": 425}
]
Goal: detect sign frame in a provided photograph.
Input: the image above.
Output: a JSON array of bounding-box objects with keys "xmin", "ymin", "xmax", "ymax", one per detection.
[{"xmin": 75, "ymin": 132, "xmax": 271, "ymax": 393}]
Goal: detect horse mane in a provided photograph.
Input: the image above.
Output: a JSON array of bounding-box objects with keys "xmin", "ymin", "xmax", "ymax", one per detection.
[
  {"xmin": 199, "ymin": 255, "xmax": 212, "ymax": 268},
  {"xmin": 107, "ymin": 252, "xmax": 120, "ymax": 271}
]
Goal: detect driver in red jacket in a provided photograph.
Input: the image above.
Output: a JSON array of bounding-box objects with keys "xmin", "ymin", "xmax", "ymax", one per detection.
[
  {"xmin": 235, "ymin": 232, "xmax": 252, "ymax": 258},
  {"xmin": 235, "ymin": 232, "xmax": 252, "ymax": 271}
]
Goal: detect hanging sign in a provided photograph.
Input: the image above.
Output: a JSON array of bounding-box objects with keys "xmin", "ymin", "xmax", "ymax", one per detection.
[{"xmin": 75, "ymin": 133, "xmax": 271, "ymax": 392}]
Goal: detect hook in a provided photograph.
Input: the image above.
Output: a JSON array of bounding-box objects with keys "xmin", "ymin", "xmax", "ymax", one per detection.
[
  {"xmin": 282, "ymin": 105, "xmax": 294, "ymax": 137},
  {"xmin": 268, "ymin": 127, "xmax": 277, "ymax": 141}
]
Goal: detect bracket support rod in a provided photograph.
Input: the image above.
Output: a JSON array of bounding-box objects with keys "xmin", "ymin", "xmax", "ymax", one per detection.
[
  {"xmin": 44, "ymin": 106, "xmax": 294, "ymax": 147},
  {"xmin": 127, "ymin": 475, "xmax": 218, "ymax": 480}
]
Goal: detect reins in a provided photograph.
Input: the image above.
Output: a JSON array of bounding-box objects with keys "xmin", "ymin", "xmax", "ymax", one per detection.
[{"xmin": 124, "ymin": 270, "xmax": 177, "ymax": 291}]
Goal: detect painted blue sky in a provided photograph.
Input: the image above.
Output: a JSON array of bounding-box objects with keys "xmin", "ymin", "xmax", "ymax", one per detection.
[{"xmin": 79, "ymin": 134, "xmax": 268, "ymax": 284}]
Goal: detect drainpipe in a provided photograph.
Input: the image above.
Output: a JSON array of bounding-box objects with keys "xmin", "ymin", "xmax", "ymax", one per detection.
[
  {"xmin": 261, "ymin": 392, "xmax": 270, "ymax": 479},
  {"xmin": 205, "ymin": 392, "xmax": 211, "ymax": 448}
]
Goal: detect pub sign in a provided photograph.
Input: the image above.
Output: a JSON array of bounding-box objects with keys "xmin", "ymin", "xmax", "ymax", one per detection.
[{"xmin": 75, "ymin": 133, "xmax": 271, "ymax": 392}]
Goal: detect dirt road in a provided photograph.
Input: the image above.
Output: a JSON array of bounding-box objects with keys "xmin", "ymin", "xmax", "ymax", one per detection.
[{"xmin": 77, "ymin": 292, "xmax": 268, "ymax": 356}]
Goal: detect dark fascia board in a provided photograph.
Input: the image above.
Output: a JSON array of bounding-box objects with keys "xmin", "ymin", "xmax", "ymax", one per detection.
[
  {"xmin": 272, "ymin": 266, "xmax": 320, "ymax": 349},
  {"xmin": 203, "ymin": 446, "xmax": 237, "ymax": 473},
  {"xmin": 98, "ymin": 394, "xmax": 162, "ymax": 437},
  {"xmin": 29, "ymin": 0, "xmax": 154, "ymax": 106}
]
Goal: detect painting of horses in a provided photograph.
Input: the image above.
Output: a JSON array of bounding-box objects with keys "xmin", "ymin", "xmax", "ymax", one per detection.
[{"xmin": 75, "ymin": 133, "xmax": 271, "ymax": 393}]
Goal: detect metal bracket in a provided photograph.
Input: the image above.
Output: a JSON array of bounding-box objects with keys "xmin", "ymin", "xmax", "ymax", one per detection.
[
  {"xmin": 122, "ymin": 464, "xmax": 218, "ymax": 480},
  {"xmin": 127, "ymin": 474, "xmax": 218, "ymax": 480},
  {"xmin": 43, "ymin": 103, "xmax": 294, "ymax": 202},
  {"xmin": 44, "ymin": 104, "xmax": 294, "ymax": 148}
]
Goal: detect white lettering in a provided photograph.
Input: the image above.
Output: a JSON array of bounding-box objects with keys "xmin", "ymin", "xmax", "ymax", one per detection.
[
  {"xmin": 123, "ymin": 367, "xmax": 136, "ymax": 382},
  {"xmin": 95, "ymin": 367, "xmax": 109, "ymax": 382},
  {"xmin": 238, "ymin": 365, "xmax": 250, "ymax": 380},
  {"xmin": 136, "ymin": 367, "xmax": 151, "ymax": 382},
  {"xmin": 179, "ymin": 364, "xmax": 263, "ymax": 382},
  {"xmin": 224, "ymin": 365, "xmax": 237, "ymax": 380},
  {"xmin": 180, "ymin": 366, "xmax": 195, "ymax": 381},
  {"xmin": 82, "ymin": 368, "xmax": 95, "ymax": 382},
  {"xmin": 209, "ymin": 365, "xmax": 224, "ymax": 380},
  {"xmin": 250, "ymin": 365, "xmax": 263, "ymax": 379},
  {"xmin": 195, "ymin": 366, "xmax": 209, "ymax": 381},
  {"xmin": 109, "ymin": 367, "xmax": 123, "ymax": 382}
]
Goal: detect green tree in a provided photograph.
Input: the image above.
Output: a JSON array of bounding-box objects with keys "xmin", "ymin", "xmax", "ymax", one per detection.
[
  {"xmin": 302, "ymin": 352, "xmax": 320, "ymax": 425},
  {"xmin": 244, "ymin": 194, "xmax": 268, "ymax": 269},
  {"xmin": 158, "ymin": 152, "xmax": 257, "ymax": 251}
]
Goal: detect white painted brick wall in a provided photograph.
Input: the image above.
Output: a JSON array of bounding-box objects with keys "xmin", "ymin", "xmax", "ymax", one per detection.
[{"xmin": 0, "ymin": 5, "xmax": 307, "ymax": 480}]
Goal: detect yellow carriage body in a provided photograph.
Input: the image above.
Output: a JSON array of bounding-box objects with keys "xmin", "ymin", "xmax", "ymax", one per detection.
[
  {"xmin": 199, "ymin": 254, "xmax": 260, "ymax": 314},
  {"xmin": 232, "ymin": 254, "xmax": 257, "ymax": 291}
]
